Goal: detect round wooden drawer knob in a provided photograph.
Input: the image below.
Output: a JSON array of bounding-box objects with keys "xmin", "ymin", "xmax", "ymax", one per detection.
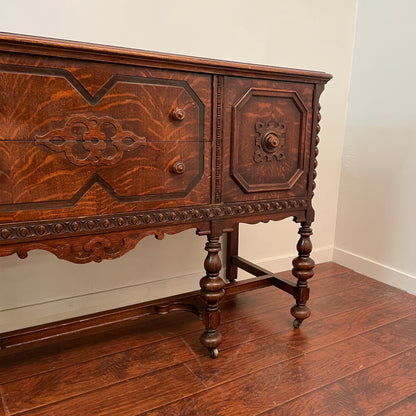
[
  {"xmin": 172, "ymin": 107, "xmax": 186, "ymax": 121},
  {"xmin": 264, "ymin": 133, "xmax": 280, "ymax": 151},
  {"xmin": 172, "ymin": 161, "xmax": 185, "ymax": 174}
]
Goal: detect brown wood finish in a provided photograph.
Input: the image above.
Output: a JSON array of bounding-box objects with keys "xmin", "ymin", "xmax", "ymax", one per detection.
[
  {"xmin": 0, "ymin": 32, "xmax": 331, "ymax": 357},
  {"xmin": 226, "ymin": 223, "xmax": 239, "ymax": 282},
  {"xmin": 0, "ymin": 263, "xmax": 415, "ymax": 415}
]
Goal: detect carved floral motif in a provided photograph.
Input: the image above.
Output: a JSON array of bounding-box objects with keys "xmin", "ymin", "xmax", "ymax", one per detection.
[
  {"xmin": 35, "ymin": 116, "xmax": 146, "ymax": 166},
  {"xmin": 254, "ymin": 120, "xmax": 286, "ymax": 163},
  {"xmin": 16, "ymin": 233, "xmax": 162, "ymax": 264}
]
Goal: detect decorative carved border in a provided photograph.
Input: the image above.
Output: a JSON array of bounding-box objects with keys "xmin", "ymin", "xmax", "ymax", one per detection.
[
  {"xmin": 0, "ymin": 198, "xmax": 308, "ymax": 244},
  {"xmin": 16, "ymin": 231, "xmax": 161, "ymax": 264},
  {"xmin": 312, "ymin": 105, "xmax": 321, "ymax": 197},
  {"xmin": 215, "ymin": 75, "xmax": 224, "ymax": 203}
]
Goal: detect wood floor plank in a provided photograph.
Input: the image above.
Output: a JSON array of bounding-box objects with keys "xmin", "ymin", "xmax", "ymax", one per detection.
[
  {"xmin": 154, "ymin": 263, "xmax": 352, "ymax": 338},
  {"xmin": 181, "ymin": 301, "xmax": 416, "ymax": 391},
  {"xmin": 181, "ymin": 305, "xmax": 324, "ymax": 357},
  {"xmin": 308, "ymin": 287, "xmax": 378, "ymax": 317},
  {"xmin": 0, "ymin": 317, "xmax": 166, "ymax": 385},
  {"xmin": 7, "ymin": 364, "xmax": 204, "ymax": 416},
  {"xmin": 182, "ymin": 292, "xmax": 416, "ymax": 359},
  {"xmin": 308, "ymin": 272, "xmax": 362, "ymax": 297},
  {"xmin": 360, "ymin": 313, "xmax": 416, "ymax": 354},
  {"xmin": 352, "ymin": 270, "xmax": 415, "ymax": 297},
  {"xmin": 1, "ymin": 338, "xmax": 196, "ymax": 414},
  {"xmin": 1, "ymin": 263, "xmax": 414, "ymax": 416},
  {"xmin": 184, "ymin": 331, "xmax": 310, "ymax": 388},
  {"xmin": 0, "ymin": 287, "xmax": 287, "ymax": 385},
  {"xmin": 312, "ymin": 261, "xmax": 352, "ymax": 277},
  {"xmin": 181, "ymin": 300, "xmax": 416, "ymax": 390},
  {"xmin": 143, "ymin": 335, "xmax": 391, "ymax": 416},
  {"xmin": 11, "ymin": 283, "xmax": 410, "ymax": 414},
  {"xmin": 351, "ymin": 272, "xmax": 414, "ymax": 300},
  {"xmin": 309, "ymin": 280, "xmax": 413, "ymax": 318},
  {"xmin": 284, "ymin": 297, "xmax": 415, "ymax": 352},
  {"xmin": 0, "ymin": 387, "xmax": 7, "ymax": 416},
  {"xmin": 0, "ymin": 287, "xmax": 293, "ymax": 386},
  {"xmin": 375, "ymin": 393, "xmax": 416, "ymax": 416},
  {"xmin": 0, "ymin": 263, "xmax": 359, "ymax": 386},
  {"xmin": 259, "ymin": 348, "xmax": 416, "ymax": 416},
  {"xmin": 2, "ymin": 278, "xmax": 388, "ymax": 414},
  {"xmin": 154, "ymin": 289, "xmax": 292, "ymax": 340}
]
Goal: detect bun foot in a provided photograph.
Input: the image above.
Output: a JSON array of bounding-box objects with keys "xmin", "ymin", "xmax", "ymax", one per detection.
[
  {"xmin": 290, "ymin": 304, "xmax": 311, "ymax": 321},
  {"xmin": 293, "ymin": 318, "xmax": 303, "ymax": 329},
  {"xmin": 209, "ymin": 348, "xmax": 219, "ymax": 359}
]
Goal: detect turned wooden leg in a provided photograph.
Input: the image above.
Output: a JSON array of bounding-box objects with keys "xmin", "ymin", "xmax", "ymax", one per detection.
[
  {"xmin": 226, "ymin": 223, "xmax": 239, "ymax": 282},
  {"xmin": 291, "ymin": 222, "xmax": 315, "ymax": 329},
  {"xmin": 200, "ymin": 234, "xmax": 225, "ymax": 358}
]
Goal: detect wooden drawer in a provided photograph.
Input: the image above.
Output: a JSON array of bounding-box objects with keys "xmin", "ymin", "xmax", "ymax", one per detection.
[
  {"xmin": 222, "ymin": 76, "xmax": 315, "ymax": 202},
  {"xmin": 0, "ymin": 55, "xmax": 212, "ymax": 222}
]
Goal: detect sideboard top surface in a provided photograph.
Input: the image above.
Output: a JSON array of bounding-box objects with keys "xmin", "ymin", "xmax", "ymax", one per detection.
[{"xmin": 0, "ymin": 32, "xmax": 332, "ymax": 83}]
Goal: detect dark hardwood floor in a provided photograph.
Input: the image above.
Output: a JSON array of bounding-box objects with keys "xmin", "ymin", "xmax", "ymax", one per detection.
[{"xmin": 1, "ymin": 262, "xmax": 415, "ymax": 415}]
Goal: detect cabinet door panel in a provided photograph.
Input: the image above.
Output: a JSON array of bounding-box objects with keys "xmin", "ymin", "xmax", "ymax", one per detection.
[{"xmin": 222, "ymin": 76, "xmax": 314, "ymax": 202}]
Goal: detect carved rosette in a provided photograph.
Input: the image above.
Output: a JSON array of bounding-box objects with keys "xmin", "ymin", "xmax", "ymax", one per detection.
[
  {"xmin": 0, "ymin": 198, "xmax": 308, "ymax": 244},
  {"xmin": 254, "ymin": 120, "xmax": 286, "ymax": 163},
  {"xmin": 35, "ymin": 116, "xmax": 147, "ymax": 166}
]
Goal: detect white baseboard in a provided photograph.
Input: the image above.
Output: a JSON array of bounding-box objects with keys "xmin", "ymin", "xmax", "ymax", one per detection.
[
  {"xmin": 0, "ymin": 246, "xmax": 334, "ymax": 333},
  {"xmin": 333, "ymin": 247, "xmax": 416, "ymax": 295}
]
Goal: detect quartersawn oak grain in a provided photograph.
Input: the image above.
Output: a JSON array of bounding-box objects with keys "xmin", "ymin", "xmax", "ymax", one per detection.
[{"xmin": 0, "ymin": 32, "xmax": 331, "ymax": 357}]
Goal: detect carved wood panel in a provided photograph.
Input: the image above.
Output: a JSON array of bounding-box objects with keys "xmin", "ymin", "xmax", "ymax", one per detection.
[
  {"xmin": 0, "ymin": 140, "xmax": 204, "ymax": 207},
  {"xmin": 222, "ymin": 77, "xmax": 314, "ymax": 202},
  {"xmin": 34, "ymin": 116, "xmax": 147, "ymax": 167},
  {"xmin": 0, "ymin": 58, "xmax": 212, "ymax": 222}
]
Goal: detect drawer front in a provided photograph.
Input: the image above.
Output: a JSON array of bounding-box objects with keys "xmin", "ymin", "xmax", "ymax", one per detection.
[
  {"xmin": 0, "ymin": 54, "xmax": 212, "ymax": 222},
  {"xmin": 222, "ymin": 76, "xmax": 315, "ymax": 202}
]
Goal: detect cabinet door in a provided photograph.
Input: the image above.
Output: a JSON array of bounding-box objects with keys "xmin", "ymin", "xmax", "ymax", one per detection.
[
  {"xmin": 222, "ymin": 76, "xmax": 315, "ymax": 203},
  {"xmin": 0, "ymin": 54, "xmax": 212, "ymax": 223}
]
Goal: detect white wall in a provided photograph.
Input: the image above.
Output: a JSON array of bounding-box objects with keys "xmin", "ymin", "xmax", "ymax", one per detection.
[
  {"xmin": 334, "ymin": 0, "xmax": 416, "ymax": 294},
  {"xmin": 0, "ymin": 0, "xmax": 357, "ymax": 331}
]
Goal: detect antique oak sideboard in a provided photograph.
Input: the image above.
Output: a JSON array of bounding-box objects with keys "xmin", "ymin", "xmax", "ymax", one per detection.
[{"xmin": 0, "ymin": 33, "xmax": 331, "ymax": 358}]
